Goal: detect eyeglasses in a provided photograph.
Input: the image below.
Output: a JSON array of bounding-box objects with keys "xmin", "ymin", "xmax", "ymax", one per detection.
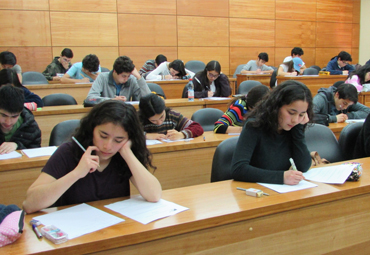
[{"xmin": 207, "ymin": 72, "xmax": 220, "ymax": 79}]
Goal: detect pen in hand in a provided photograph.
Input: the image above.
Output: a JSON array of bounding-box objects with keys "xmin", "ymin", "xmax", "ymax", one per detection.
[
  {"xmin": 289, "ymin": 158, "xmax": 297, "ymax": 171},
  {"xmin": 72, "ymin": 136, "xmax": 100, "ymax": 169}
]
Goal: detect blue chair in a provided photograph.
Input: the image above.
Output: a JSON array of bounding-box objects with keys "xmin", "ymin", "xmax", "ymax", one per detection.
[
  {"xmin": 185, "ymin": 60, "xmax": 205, "ymax": 74},
  {"xmin": 42, "ymin": 93, "xmax": 77, "ymax": 106},
  {"xmin": 147, "ymin": 83, "xmax": 166, "ymax": 99},
  {"xmin": 338, "ymin": 122, "xmax": 364, "ymax": 160},
  {"xmin": 238, "ymin": 80, "xmax": 262, "ymax": 94},
  {"xmin": 211, "ymin": 137, "xmax": 239, "ymax": 182},
  {"xmin": 191, "ymin": 108, "xmax": 224, "ymax": 132},
  {"xmin": 22, "ymin": 71, "xmax": 48, "ymax": 85},
  {"xmin": 49, "ymin": 119, "xmax": 80, "ymax": 146}
]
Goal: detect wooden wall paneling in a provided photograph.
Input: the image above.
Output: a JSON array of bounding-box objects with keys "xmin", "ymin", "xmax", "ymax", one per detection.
[
  {"xmin": 274, "ymin": 48, "xmax": 316, "ymax": 69},
  {"xmin": 229, "ymin": 18, "xmax": 275, "ymax": 47},
  {"xmin": 315, "ymin": 48, "xmax": 352, "ymax": 69},
  {"xmin": 118, "ymin": 14, "xmax": 177, "ymax": 47},
  {"xmin": 117, "ymin": 0, "xmax": 176, "ymax": 15},
  {"xmin": 49, "ymin": 0, "xmax": 117, "ymax": 12},
  {"xmin": 229, "ymin": 0, "xmax": 275, "ymax": 19},
  {"xmin": 119, "ymin": 47, "xmax": 178, "ymax": 69},
  {"xmin": 50, "ymin": 12, "xmax": 118, "ymax": 47},
  {"xmin": 229, "ymin": 47, "xmax": 275, "ymax": 73},
  {"xmin": 0, "ymin": 47, "xmax": 53, "ymax": 73},
  {"xmin": 352, "ymin": 0, "xmax": 361, "ymax": 24},
  {"xmin": 178, "ymin": 47, "xmax": 230, "ymax": 75},
  {"xmin": 316, "ymin": 22, "xmax": 352, "ymax": 48},
  {"xmin": 0, "ymin": 10, "xmax": 51, "ymax": 47},
  {"xmin": 0, "ymin": 0, "xmax": 49, "ymax": 10},
  {"xmin": 317, "ymin": 1, "xmax": 353, "ymax": 23},
  {"xmin": 352, "ymin": 23, "xmax": 360, "ymax": 48},
  {"xmin": 275, "ymin": 20, "xmax": 316, "ymax": 48},
  {"xmin": 52, "ymin": 47, "xmax": 119, "ymax": 71},
  {"xmin": 352, "ymin": 48, "xmax": 359, "ymax": 64},
  {"xmin": 177, "ymin": 0, "xmax": 229, "ymax": 17},
  {"xmin": 177, "ymin": 16, "xmax": 229, "ymax": 47},
  {"xmin": 275, "ymin": 0, "xmax": 317, "ymax": 21}
]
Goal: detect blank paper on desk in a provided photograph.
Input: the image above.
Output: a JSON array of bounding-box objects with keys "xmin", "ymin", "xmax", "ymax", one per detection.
[
  {"xmin": 303, "ymin": 164, "xmax": 355, "ymax": 184},
  {"xmin": 0, "ymin": 151, "xmax": 22, "ymax": 160}
]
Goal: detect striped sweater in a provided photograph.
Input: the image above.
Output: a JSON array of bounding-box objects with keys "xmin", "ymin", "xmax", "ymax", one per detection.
[
  {"xmin": 143, "ymin": 109, "xmax": 204, "ymax": 139},
  {"xmin": 214, "ymin": 99, "xmax": 248, "ymax": 133}
]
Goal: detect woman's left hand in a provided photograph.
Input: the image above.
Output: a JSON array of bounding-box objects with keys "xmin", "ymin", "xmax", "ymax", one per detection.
[
  {"xmin": 166, "ymin": 130, "xmax": 185, "ymax": 140},
  {"xmin": 300, "ymin": 112, "xmax": 309, "ymax": 125}
]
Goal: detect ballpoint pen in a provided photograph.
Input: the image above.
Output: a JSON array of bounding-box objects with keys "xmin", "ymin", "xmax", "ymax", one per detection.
[
  {"xmin": 72, "ymin": 136, "xmax": 100, "ymax": 168},
  {"xmin": 289, "ymin": 158, "xmax": 298, "ymax": 171}
]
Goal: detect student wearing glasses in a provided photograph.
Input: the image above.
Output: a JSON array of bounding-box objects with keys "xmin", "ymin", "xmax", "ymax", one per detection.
[
  {"xmin": 326, "ymin": 51, "xmax": 355, "ymax": 75},
  {"xmin": 42, "ymin": 48, "xmax": 73, "ymax": 81},
  {"xmin": 192, "ymin": 60, "xmax": 231, "ymax": 98}
]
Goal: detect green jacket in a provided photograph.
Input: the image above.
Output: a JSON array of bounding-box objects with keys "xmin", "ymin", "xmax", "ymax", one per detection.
[{"xmin": 42, "ymin": 57, "xmax": 71, "ymax": 81}]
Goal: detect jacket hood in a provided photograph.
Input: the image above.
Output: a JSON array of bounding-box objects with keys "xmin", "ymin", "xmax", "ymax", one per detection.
[{"xmin": 317, "ymin": 86, "xmax": 337, "ymax": 102}]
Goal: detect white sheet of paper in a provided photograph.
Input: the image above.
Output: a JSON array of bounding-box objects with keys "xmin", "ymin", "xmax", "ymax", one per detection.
[
  {"xmin": 204, "ymin": 97, "xmax": 231, "ymax": 100},
  {"xmin": 0, "ymin": 151, "xmax": 22, "ymax": 160},
  {"xmin": 33, "ymin": 203, "xmax": 124, "ymax": 239},
  {"xmin": 105, "ymin": 196, "xmax": 189, "ymax": 225},
  {"xmin": 146, "ymin": 139, "xmax": 163, "ymax": 146},
  {"xmin": 22, "ymin": 146, "xmax": 58, "ymax": 158},
  {"xmin": 258, "ymin": 180, "xmax": 318, "ymax": 193},
  {"xmin": 161, "ymin": 138, "xmax": 194, "ymax": 143},
  {"xmin": 228, "ymin": 133, "xmax": 240, "ymax": 136},
  {"xmin": 303, "ymin": 164, "xmax": 355, "ymax": 184},
  {"xmin": 345, "ymin": 119, "xmax": 365, "ymax": 123},
  {"xmin": 125, "ymin": 101, "xmax": 139, "ymax": 105}
]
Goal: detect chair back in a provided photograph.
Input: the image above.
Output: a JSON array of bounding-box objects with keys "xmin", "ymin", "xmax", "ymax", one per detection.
[
  {"xmin": 309, "ymin": 65, "xmax": 321, "ymax": 72},
  {"xmin": 185, "ymin": 60, "xmax": 205, "ymax": 74},
  {"xmin": 191, "ymin": 108, "xmax": 224, "ymax": 131},
  {"xmin": 49, "ymin": 119, "xmax": 80, "ymax": 146},
  {"xmin": 101, "ymin": 67, "xmax": 110, "ymax": 72},
  {"xmin": 233, "ymin": 64, "xmax": 245, "ymax": 78},
  {"xmin": 238, "ymin": 80, "xmax": 262, "ymax": 94},
  {"xmin": 333, "ymin": 80, "xmax": 345, "ymax": 88},
  {"xmin": 147, "ymin": 83, "xmax": 166, "ymax": 99},
  {"xmin": 22, "ymin": 71, "xmax": 48, "ymax": 85},
  {"xmin": 269, "ymin": 70, "xmax": 277, "ymax": 88},
  {"xmin": 302, "ymin": 68, "xmax": 319, "ymax": 75},
  {"xmin": 338, "ymin": 122, "xmax": 364, "ymax": 160},
  {"xmin": 42, "ymin": 93, "xmax": 77, "ymax": 106},
  {"xmin": 211, "ymin": 137, "xmax": 239, "ymax": 182},
  {"xmin": 305, "ymin": 123, "xmax": 343, "ymax": 163}
]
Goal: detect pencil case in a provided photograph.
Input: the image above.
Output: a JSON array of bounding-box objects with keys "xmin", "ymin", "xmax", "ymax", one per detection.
[
  {"xmin": 342, "ymin": 162, "xmax": 362, "ymax": 181},
  {"xmin": 41, "ymin": 225, "xmax": 68, "ymax": 244}
]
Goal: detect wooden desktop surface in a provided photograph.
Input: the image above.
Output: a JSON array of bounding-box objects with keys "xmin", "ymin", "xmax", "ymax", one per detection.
[
  {"xmin": 0, "ymin": 131, "xmax": 233, "ymax": 208},
  {"xmin": 277, "ymin": 75, "xmax": 347, "ymax": 97},
  {"xmin": 328, "ymin": 122, "xmax": 348, "ymax": 140},
  {"xmin": 359, "ymin": 91, "xmax": 370, "ymax": 107},
  {"xmin": 26, "ymin": 79, "xmax": 236, "ymax": 103},
  {"xmin": 236, "ymin": 74, "xmax": 271, "ymax": 89},
  {"xmin": 3, "ymin": 157, "xmax": 370, "ymax": 255},
  {"xmin": 34, "ymin": 98, "xmax": 231, "ymax": 147}
]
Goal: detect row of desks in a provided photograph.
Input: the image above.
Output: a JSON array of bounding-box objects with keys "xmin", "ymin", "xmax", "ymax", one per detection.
[
  {"xmin": 236, "ymin": 74, "xmax": 347, "ymax": 97},
  {"xmin": 0, "ymin": 122, "xmax": 353, "ymax": 209},
  {"xmin": 27, "ymin": 78, "xmax": 236, "ymax": 104},
  {"xmin": 34, "ymin": 98, "xmax": 232, "ymax": 147},
  {"xmin": 3, "ymin": 156, "xmax": 370, "ymax": 254}
]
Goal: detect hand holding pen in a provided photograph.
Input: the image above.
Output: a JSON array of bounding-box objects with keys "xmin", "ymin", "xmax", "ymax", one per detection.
[
  {"xmin": 284, "ymin": 158, "xmax": 304, "ymax": 185},
  {"xmin": 72, "ymin": 137, "xmax": 100, "ymax": 177}
]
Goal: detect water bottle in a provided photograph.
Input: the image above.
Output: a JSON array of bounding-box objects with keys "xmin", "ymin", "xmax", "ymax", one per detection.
[{"xmin": 188, "ymin": 78, "xmax": 194, "ymax": 102}]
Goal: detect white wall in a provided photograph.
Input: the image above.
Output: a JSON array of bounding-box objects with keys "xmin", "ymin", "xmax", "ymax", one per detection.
[{"xmin": 360, "ymin": 0, "xmax": 370, "ymax": 64}]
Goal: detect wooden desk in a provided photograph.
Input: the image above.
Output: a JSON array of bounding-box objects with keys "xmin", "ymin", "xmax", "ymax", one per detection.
[
  {"xmin": 4, "ymin": 157, "xmax": 370, "ymax": 254},
  {"xmin": 34, "ymin": 98, "xmax": 231, "ymax": 147},
  {"xmin": 0, "ymin": 132, "xmax": 234, "ymax": 208},
  {"xmin": 359, "ymin": 91, "xmax": 370, "ymax": 107},
  {"xmin": 236, "ymin": 74, "xmax": 271, "ymax": 92},
  {"xmin": 328, "ymin": 122, "xmax": 348, "ymax": 140},
  {"xmin": 277, "ymin": 75, "xmax": 347, "ymax": 97},
  {"xmin": 28, "ymin": 79, "xmax": 236, "ymax": 103}
]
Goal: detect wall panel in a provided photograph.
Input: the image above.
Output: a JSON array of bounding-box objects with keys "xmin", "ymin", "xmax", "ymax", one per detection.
[
  {"xmin": 0, "ymin": 46, "xmax": 52, "ymax": 73},
  {"xmin": 117, "ymin": 0, "xmax": 176, "ymax": 15},
  {"xmin": 118, "ymin": 14, "xmax": 177, "ymax": 47},
  {"xmin": 0, "ymin": 0, "xmax": 49, "ymax": 10},
  {"xmin": 275, "ymin": 20, "xmax": 316, "ymax": 48},
  {"xmin": 229, "ymin": 47, "xmax": 275, "ymax": 74},
  {"xmin": 177, "ymin": 0, "xmax": 229, "ymax": 17},
  {"xmin": 316, "ymin": 22, "xmax": 352, "ymax": 48},
  {"xmin": 352, "ymin": 24, "xmax": 360, "ymax": 48},
  {"xmin": 0, "ymin": 10, "xmax": 51, "ymax": 47},
  {"xmin": 229, "ymin": 0, "xmax": 275, "ymax": 19},
  {"xmin": 276, "ymin": 0, "xmax": 317, "ymax": 21},
  {"xmin": 50, "ymin": 12, "xmax": 118, "ymax": 47},
  {"xmin": 178, "ymin": 47, "xmax": 230, "ymax": 75},
  {"xmin": 352, "ymin": 48, "xmax": 359, "ymax": 64},
  {"xmin": 178, "ymin": 16, "xmax": 229, "ymax": 47},
  {"xmin": 317, "ymin": 1, "xmax": 353, "ymax": 23},
  {"xmin": 119, "ymin": 47, "xmax": 178, "ymax": 69},
  {"xmin": 353, "ymin": 0, "xmax": 361, "ymax": 24},
  {"xmin": 230, "ymin": 18, "xmax": 275, "ymax": 47},
  {"xmin": 50, "ymin": 0, "xmax": 117, "ymax": 13}
]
